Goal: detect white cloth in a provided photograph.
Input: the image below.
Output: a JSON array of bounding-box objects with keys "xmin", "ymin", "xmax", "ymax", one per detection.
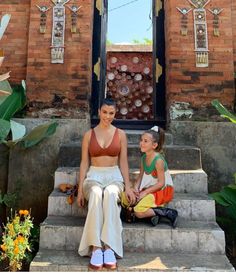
[
  {"xmin": 78, "ymin": 166, "xmax": 124, "ymax": 258},
  {"xmin": 139, "ymin": 170, "xmax": 173, "ymax": 190}
]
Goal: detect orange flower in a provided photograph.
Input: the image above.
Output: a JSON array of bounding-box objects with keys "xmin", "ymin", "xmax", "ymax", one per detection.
[
  {"xmin": 19, "ymin": 209, "xmax": 29, "ymax": 216},
  {"xmin": 14, "ymin": 239, "xmax": 19, "ymax": 245},
  {"xmin": 17, "ymin": 235, "xmax": 25, "ymax": 243},
  {"xmin": 23, "ymin": 210, "xmax": 29, "ymax": 216},
  {"xmin": 1, "ymin": 244, "xmax": 6, "ymax": 251},
  {"xmin": 13, "ymin": 246, "xmax": 19, "ymax": 254}
]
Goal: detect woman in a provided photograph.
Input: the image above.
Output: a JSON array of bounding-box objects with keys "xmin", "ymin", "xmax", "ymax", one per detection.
[{"xmin": 77, "ymin": 98, "xmax": 136, "ymax": 270}]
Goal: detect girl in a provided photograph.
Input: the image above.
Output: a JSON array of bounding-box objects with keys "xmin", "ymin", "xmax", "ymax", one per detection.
[{"xmin": 122, "ymin": 126, "xmax": 178, "ymax": 228}]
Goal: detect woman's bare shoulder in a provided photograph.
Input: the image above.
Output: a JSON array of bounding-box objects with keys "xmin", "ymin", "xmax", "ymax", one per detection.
[
  {"xmin": 117, "ymin": 128, "xmax": 127, "ymax": 140},
  {"xmin": 83, "ymin": 129, "xmax": 92, "ymax": 140}
]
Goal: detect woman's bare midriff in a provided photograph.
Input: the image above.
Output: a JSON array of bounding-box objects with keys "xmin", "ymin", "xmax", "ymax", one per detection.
[{"xmin": 90, "ymin": 156, "xmax": 119, "ymax": 167}]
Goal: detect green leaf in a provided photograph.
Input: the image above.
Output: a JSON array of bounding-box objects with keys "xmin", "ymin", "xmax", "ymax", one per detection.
[
  {"xmin": 10, "ymin": 120, "xmax": 26, "ymax": 141},
  {"xmin": 0, "ymin": 118, "xmax": 10, "ymax": 142},
  {"xmin": 209, "ymin": 192, "xmax": 231, "ymax": 206},
  {"xmin": 226, "ymin": 204, "xmax": 236, "ymax": 220},
  {"xmin": 0, "ymin": 80, "xmax": 12, "ymax": 104},
  {"xmin": 0, "ymin": 83, "xmax": 26, "ymax": 121},
  {"xmin": 0, "ymin": 14, "xmax": 11, "ymax": 40},
  {"xmin": 220, "ymin": 187, "xmax": 236, "ymax": 205},
  {"xmin": 18, "ymin": 121, "xmax": 58, "ymax": 148},
  {"xmin": 211, "ymin": 99, "xmax": 236, "ymax": 124}
]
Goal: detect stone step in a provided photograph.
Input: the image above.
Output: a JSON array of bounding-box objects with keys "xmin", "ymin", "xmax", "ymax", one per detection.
[
  {"xmin": 39, "ymin": 216, "xmax": 225, "ymax": 255},
  {"xmin": 48, "ymin": 190, "xmax": 215, "ymax": 221},
  {"xmin": 54, "ymin": 167, "xmax": 208, "ymax": 193},
  {"xmin": 30, "ymin": 249, "xmax": 235, "ymax": 272},
  {"xmin": 125, "ymin": 129, "xmax": 173, "ymax": 145},
  {"xmin": 58, "ymin": 144, "xmax": 202, "ymax": 170}
]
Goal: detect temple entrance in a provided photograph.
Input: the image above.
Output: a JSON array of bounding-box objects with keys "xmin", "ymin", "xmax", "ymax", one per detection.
[{"xmin": 91, "ymin": 0, "xmax": 165, "ymax": 129}]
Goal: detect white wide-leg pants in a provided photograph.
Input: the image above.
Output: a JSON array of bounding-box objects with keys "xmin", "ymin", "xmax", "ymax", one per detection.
[{"xmin": 78, "ymin": 166, "xmax": 124, "ymax": 258}]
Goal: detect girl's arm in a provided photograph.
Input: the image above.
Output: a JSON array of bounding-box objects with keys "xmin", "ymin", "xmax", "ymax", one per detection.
[
  {"xmin": 139, "ymin": 159, "xmax": 165, "ymax": 199},
  {"xmin": 119, "ymin": 129, "xmax": 136, "ymax": 205},
  {"xmin": 133, "ymin": 160, "xmax": 144, "ymax": 191},
  {"xmin": 77, "ymin": 130, "xmax": 90, "ymax": 207}
]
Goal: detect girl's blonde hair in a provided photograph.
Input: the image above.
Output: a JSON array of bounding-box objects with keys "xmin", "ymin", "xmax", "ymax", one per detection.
[{"xmin": 144, "ymin": 126, "xmax": 165, "ymax": 153}]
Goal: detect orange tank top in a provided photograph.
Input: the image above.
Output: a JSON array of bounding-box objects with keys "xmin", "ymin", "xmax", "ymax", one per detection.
[{"xmin": 89, "ymin": 128, "xmax": 121, "ymax": 157}]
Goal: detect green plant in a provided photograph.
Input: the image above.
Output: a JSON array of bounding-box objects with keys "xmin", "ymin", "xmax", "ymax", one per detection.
[
  {"xmin": 0, "ymin": 209, "xmax": 33, "ymax": 271},
  {"xmin": 0, "ymin": 14, "xmax": 58, "ymax": 148},
  {"xmin": 211, "ymin": 99, "xmax": 236, "ymax": 123},
  {"xmin": 209, "ymin": 173, "xmax": 236, "ymax": 235}
]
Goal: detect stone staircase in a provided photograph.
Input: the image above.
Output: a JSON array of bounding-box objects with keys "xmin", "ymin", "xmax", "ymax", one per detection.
[{"xmin": 30, "ymin": 130, "xmax": 235, "ymax": 271}]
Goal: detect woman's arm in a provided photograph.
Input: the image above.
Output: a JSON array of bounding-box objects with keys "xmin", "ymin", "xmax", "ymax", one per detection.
[
  {"xmin": 77, "ymin": 130, "xmax": 90, "ymax": 207},
  {"xmin": 138, "ymin": 159, "xmax": 165, "ymax": 199},
  {"xmin": 119, "ymin": 129, "xmax": 136, "ymax": 205}
]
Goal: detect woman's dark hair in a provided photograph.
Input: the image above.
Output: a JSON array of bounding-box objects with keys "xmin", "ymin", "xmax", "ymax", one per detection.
[
  {"xmin": 144, "ymin": 126, "xmax": 165, "ymax": 153},
  {"xmin": 99, "ymin": 98, "xmax": 116, "ymax": 109}
]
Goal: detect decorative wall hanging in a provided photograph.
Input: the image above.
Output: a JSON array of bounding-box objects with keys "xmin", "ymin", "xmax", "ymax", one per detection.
[
  {"xmin": 208, "ymin": 8, "xmax": 223, "ymax": 36},
  {"xmin": 66, "ymin": 5, "xmax": 82, "ymax": 33},
  {"xmin": 188, "ymin": 0, "xmax": 210, "ymax": 67},
  {"xmin": 36, "ymin": 5, "xmax": 51, "ymax": 33},
  {"xmin": 106, "ymin": 52, "xmax": 153, "ymax": 120},
  {"xmin": 50, "ymin": 0, "xmax": 71, "ymax": 63},
  {"xmin": 176, "ymin": 7, "xmax": 192, "ymax": 35}
]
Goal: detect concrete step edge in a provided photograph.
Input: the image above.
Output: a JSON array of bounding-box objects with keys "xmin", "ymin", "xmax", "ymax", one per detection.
[{"xmin": 30, "ymin": 249, "xmax": 235, "ymax": 272}]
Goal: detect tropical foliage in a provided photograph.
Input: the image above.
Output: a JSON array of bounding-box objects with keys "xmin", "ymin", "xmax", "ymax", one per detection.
[
  {"xmin": 0, "ymin": 14, "xmax": 58, "ymax": 148},
  {"xmin": 210, "ymin": 99, "xmax": 236, "ymax": 238}
]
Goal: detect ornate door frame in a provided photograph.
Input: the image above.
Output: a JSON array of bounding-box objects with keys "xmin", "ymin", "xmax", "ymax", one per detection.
[{"xmin": 91, "ymin": 0, "xmax": 166, "ymax": 129}]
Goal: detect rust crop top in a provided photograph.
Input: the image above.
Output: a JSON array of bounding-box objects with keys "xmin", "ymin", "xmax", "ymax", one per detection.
[{"xmin": 89, "ymin": 128, "xmax": 121, "ymax": 157}]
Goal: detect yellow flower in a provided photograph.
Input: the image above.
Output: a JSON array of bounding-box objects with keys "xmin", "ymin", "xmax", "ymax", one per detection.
[
  {"xmin": 1, "ymin": 244, "xmax": 7, "ymax": 251},
  {"xmin": 14, "ymin": 238, "xmax": 19, "ymax": 245}
]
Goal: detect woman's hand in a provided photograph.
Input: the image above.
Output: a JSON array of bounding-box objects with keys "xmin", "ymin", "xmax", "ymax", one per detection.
[
  {"xmin": 125, "ymin": 188, "xmax": 137, "ymax": 206},
  {"xmin": 137, "ymin": 190, "xmax": 147, "ymax": 201},
  {"xmin": 77, "ymin": 190, "xmax": 85, "ymax": 208}
]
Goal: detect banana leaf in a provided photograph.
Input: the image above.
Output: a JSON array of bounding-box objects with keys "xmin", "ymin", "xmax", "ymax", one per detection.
[
  {"xmin": 220, "ymin": 187, "xmax": 236, "ymax": 205},
  {"xmin": 6, "ymin": 121, "xmax": 58, "ymax": 148},
  {"xmin": 0, "ymin": 82, "xmax": 26, "ymax": 121},
  {"xmin": 10, "ymin": 120, "xmax": 26, "ymax": 141},
  {"xmin": 0, "ymin": 79, "xmax": 12, "ymax": 104},
  {"xmin": 209, "ymin": 192, "xmax": 231, "ymax": 207},
  {"xmin": 211, "ymin": 99, "xmax": 236, "ymax": 123},
  {"xmin": 0, "ymin": 14, "xmax": 11, "ymax": 40},
  {"xmin": 226, "ymin": 204, "xmax": 236, "ymax": 220},
  {"xmin": 0, "ymin": 118, "xmax": 10, "ymax": 142}
]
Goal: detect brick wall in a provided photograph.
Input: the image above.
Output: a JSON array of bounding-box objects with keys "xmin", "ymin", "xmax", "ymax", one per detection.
[
  {"xmin": 232, "ymin": 0, "xmax": 236, "ymax": 78},
  {"xmin": 0, "ymin": 1, "xmax": 235, "ymax": 119},
  {"xmin": 26, "ymin": 0, "xmax": 93, "ymax": 118},
  {"xmin": 0, "ymin": 0, "xmax": 30, "ymax": 83},
  {"xmin": 165, "ymin": 0, "xmax": 235, "ymax": 115}
]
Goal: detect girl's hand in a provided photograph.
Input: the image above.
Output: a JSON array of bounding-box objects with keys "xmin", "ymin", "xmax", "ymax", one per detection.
[{"xmin": 77, "ymin": 190, "xmax": 85, "ymax": 207}]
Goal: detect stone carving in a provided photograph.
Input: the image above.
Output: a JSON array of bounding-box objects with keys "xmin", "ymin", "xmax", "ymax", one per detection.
[
  {"xmin": 50, "ymin": 0, "xmax": 71, "ymax": 63},
  {"xmin": 208, "ymin": 8, "xmax": 223, "ymax": 36},
  {"xmin": 66, "ymin": 5, "xmax": 82, "ymax": 33},
  {"xmin": 176, "ymin": 7, "xmax": 192, "ymax": 35},
  {"xmin": 36, "ymin": 5, "xmax": 51, "ymax": 33},
  {"xmin": 187, "ymin": 0, "xmax": 210, "ymax": 8}
]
